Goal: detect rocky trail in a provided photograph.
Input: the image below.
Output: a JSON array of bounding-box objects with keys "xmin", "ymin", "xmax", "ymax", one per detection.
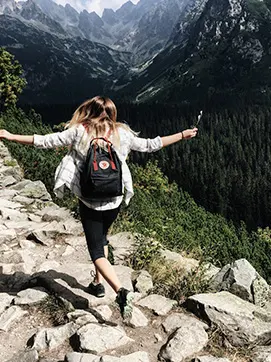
[{"xmin": 0, "ymin": 141, "xmax": 270, "ymax": 362}]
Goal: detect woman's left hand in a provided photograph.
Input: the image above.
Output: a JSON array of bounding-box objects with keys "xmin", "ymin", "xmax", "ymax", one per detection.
[
  {"xmin": 182, "ymin": 128, "xmax": 198, "ymax": 139},
  {"xmin": 0, "ymin": 129, "xmax": 14, "ymax": 141}
]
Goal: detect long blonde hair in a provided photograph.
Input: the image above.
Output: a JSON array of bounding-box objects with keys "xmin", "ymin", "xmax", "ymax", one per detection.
[{"xmin": 66, "ymin": 96, "xmax": 135, "ymax": 148}]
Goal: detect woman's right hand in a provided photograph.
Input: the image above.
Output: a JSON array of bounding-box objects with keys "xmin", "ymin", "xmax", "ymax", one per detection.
[
  {"xmin": 182, "ymin": 128, "xmax": 198, "ymax": 139},
  {"xmin": 0, "ymin": 130, "xmax": 14, "ymax": 141}
]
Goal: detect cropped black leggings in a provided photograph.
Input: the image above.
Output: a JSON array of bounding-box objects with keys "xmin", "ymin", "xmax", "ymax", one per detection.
[{"xmin": 79, "ymin": 201, "xmax": 120, "ymax": 262}]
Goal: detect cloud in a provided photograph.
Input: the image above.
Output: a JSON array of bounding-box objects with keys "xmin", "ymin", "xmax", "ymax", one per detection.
[{"xmin": 54, "ymin": 0, "xmax": 140, "ymax": 15}]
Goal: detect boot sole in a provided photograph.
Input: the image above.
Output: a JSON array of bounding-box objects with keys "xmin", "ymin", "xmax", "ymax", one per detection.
[{"xmin": 122, "ymin": 292, "xmax": 134, "ymax": 319}]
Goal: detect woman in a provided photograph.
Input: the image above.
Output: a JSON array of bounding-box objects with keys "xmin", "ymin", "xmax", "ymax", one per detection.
[{"xmin": 0, "ymin": 96, "xmax": 198, "ymax": 319}]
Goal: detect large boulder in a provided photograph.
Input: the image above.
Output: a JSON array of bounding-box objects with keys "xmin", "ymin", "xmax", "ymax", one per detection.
[
  {"xmin": 159, "ymin": 314, "xmax": 209, "ymax": 362},
  {"xmin": 186, "ymin": 291, "xmax": 271, "ymax": 347},
  {"xmin": 210, "ymin": 259, "xmax": 270, "ymax": 307}
]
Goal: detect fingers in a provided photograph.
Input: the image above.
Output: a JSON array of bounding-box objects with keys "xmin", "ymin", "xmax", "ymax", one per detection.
[
  {"xmin": 182, "ymin": 128, "xmax": 198, "ymax": 140},
  {"xmin": 0, "ymin": 130, "xmax": 10, "ymax": 140},
  {"xmin": 190, "ymin": 128, "xmax": 198, "ymax": 138}
]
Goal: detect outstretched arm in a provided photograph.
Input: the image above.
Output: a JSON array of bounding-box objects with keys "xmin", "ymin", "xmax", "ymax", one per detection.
[
  {"xmin": 0, "ymin": 130, "xmax": 33, "ymax": 144},
  {"xmin": 0, "ymin": 127, "xmax": 78, "ymax": 148},
  {"xmin": 129, "ymin": 127, "xmax": 198, "ymax": 153},
  {"xmin": 161, "ymin": 128, "xmax": 198, "ymax": 147}
]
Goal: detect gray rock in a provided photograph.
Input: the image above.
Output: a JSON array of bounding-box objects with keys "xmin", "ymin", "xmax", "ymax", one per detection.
[
  {"xmin": 0, "ymin": 306, "xmax": 28, "ymax": 331},
  {"xmin": 186, "ymin": 291, "xmax": 271, "ymax": 347},
  {"xmin": 133, "ymin": 270, "xmax": 153, "ymax": 295},
  {"xmin": 0, "ymin": 175, "xmax": 17, "ymax": 187},
  {"xmin": 62, "ymin": 245, "xmax": 75, "ymax": 257},
  {"xmin": 1, "ymin": 161, "xmax": 23, "ymax": 180},
  {"xmin": 9, "ymin": 180, "xmax": 33, "ymax": 191},
  {"xmin": 127, "ymin": 306, "xmax": 148, "ymax": 328},
  {"xmin": 27, "ymin": 214, "xmax": 42, "ymax": 223},
  {"xmin": 108, "ymin": 232, "xmax": 135, "ymax": 264},
  {"xmin": 159, "ymin": 315, "xmax": 209, "ymax": 362},
  {"xmin": 13, "ymin": 195, "xmax": 35, "ymax": 205},
  {"xmin": 0, "ymin": 229, "xmax": 17, "ymax": 245},
  {"xmin": 211, "ymin": 259, "xmax": 270, "ymax": 307},
  {"xmin": 3, "ymin": 220, "xmax": 41, "ymax": 232},
  {"xmin": 101, "ymin": 352, "xmax": 150, "ymax": 361},
  {"xmin": 154, "ymin": 333, "xmax": 163, "ymax": 342},
  {"xmin": 202, "ymin": 263, "xmax": 221, "ymax": 280},
  {"xmin": 0, "ymin": 251, "xmax": 23, "ymax": 264},
  {"xmin": 65, "ymin": 352, "xmax": 100, "ymax": 362},
  {"xmin": 67, "ymin": 310, "xmax": 98, "ymax": 326},
  {"xmin": 35, "ymin": 220, "xmax": 80, "ymax": 239},
  {"xmin": 136, "ymin": 294, "xmax": 177, "ymax": 315},
  {"xmin": 0, "ymin": 262, "xmax": 34, "ymax": 275},
  {"xmin": 0, "ymin": 198, "xmax": 24, "ymax": 209},
  {"xmin": 40, "ymin": 206, "xmax": 71, "ymax": 222},
  {"xmin": 0, "ymin": 243, "xmax": 10, "ymax": 252},
  {"xmin": 0, "ymin": 250, "xmax": 35, "ymax": 275},
  {"xmin": 162, "ymin": 313, "xmax": 208, "ymax": 335},
  {"xmin": 193, "ymin": 356, "xmax": 231, "ymax": 362},
  {"xmin": 63, "ymin": 219, "xmax": 82, "ymax": 235},
  {"xmin": 92, "ymin": 305, "xmax": 112, "ymax": 321},
  {"xmin": 6, "ymin": 349, "xmax": 39, "ymax": 362},
  {"xmin": 28, "ymin": 322, "xmax": 77, "ymax": 351},
  {"xmin": 26, "ymin": 230, "xmax": 54, "ymax": 246},
  {"xmin": 13, "ymin": 288, "xmax": 48, "ymax": 305},
  {"xmin": 251, "ymin": 346, "xmax": 271, "ymax": 362},
  {"xmin": 17, "ymin": 250, "xmax": 36, "ymax": 274},
  {"xmin": 64, "ymin": 235, "xmax": 86, "ymax": 247},
  {"xmin": 19, "ymin": 239, "xmax": 37, "ymax": 249},
  {"xmin": 76, "ymin": 323, "xmax": 133, "ymax": 353},
  {"xmin": 252, "ymin": 277, "xmax": 270, "ymax": 308},
  {"xmin": 0, "ymin": 189, "xmax": 18, "ymax": 199},
  {"xmin": 0, "ymin": 292, "xmax": 14, "ymax": 314},
  {"xmin": 10, "ymin": 180, "xmax": 52, "ymax": 201}
]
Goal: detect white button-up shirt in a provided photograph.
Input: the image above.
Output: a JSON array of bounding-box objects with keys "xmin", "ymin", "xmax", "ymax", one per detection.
[{"xmin": 34, "ymin": 124, "xmax": 163, "ymax": 210}]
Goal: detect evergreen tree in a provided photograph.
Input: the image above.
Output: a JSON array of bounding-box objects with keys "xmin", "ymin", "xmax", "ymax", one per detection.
[{"xmin": 0, "ymin": 48, "xmax": 26, "ymax": 112}]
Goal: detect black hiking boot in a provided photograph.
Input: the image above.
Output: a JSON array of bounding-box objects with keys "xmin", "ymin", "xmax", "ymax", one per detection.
[
  {"xmin": 87, "ymin": 282, "xmax": 105, "ymax": 298},
  {"xmin": 115, "ymin": 287, "xmax": 134, "ymax": 319}
]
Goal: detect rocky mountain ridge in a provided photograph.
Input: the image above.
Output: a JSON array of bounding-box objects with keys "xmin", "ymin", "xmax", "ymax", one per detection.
[
  {"xmin": 2, "ymin": 0, "xmax": 270, "ymax": 106},
  {"xmin": 123, "ymin": 0, "xmax": 271, "ymax": 105},
  {"xmin": 0, "ymin": 0, "xmax": 189, "ymax": 103},
  {"xmin": 0, "ymin": 0, "xmax": 186, "ymax": 63},
  {"xmin": 0, "ymin": 13, "xmax": 130, "ymax": 104},
  {"xmin": 0, "ymin": 140, "xmax": 271, "ymax": 362}
]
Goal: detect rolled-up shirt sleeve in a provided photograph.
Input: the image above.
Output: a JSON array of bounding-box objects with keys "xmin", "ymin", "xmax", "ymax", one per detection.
[
  {"xmin": 130, "ymin": 134, "xmax": 163, "ymax": 153},
  {"xmin": 33, "ymin": 127, "xmax": 78, "ymax": 149}
]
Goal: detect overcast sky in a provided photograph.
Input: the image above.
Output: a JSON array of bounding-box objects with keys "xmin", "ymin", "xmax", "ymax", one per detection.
[{"xmin": 53, "ymin": 0, "xmax": 140, "ymax": 16}]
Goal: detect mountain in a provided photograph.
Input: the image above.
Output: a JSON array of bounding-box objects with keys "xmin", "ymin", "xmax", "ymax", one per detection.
[
  {"xmin": 120, "ymin": 0, "xmax": 271, "ymax": 107},
  {"xmin": 78, "ymin": 10, "xmax": 112, "ymax": 44},
  {"xmin": 0, "ymin": 0, "xmax": 18, "ymax": 14},
  {"xmin": 102, "ymin": 0, "xmax": 187, "ymax": 63},
  {"xmin": 0, "ymin": 14, "xmax": 130, "ymax": 104},
  {"xmin": 2, "ymin": 0, "xmax": 271, "ymax": 107},
  {"xmin": 19, "ymin": 0, "xmax": 66, "ymax": 35},
  {"xmin": 0, "ymin": 0, "xmax": 186, "ymax": 63},
  {"xmin": 0, "ymin": 0, "xmax": 190, "ymax": 104}
]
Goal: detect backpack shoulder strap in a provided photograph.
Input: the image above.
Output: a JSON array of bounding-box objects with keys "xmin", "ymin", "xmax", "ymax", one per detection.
[{"xmin": 90, "ymin": 137, "xmax": 113, "ymax": 145}]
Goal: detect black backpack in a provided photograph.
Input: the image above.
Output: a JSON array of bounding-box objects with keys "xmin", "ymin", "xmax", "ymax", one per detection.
[{"xmin": 80, "ymin": 137, "xmax": 122, "ymax": 200}]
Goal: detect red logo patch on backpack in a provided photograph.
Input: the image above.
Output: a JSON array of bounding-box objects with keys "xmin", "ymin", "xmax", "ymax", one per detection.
[{"xmin": 99, "ymin": 160, "xmax": 110, "ymax": 170}]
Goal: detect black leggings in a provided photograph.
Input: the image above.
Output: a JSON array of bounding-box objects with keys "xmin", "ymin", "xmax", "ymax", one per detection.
[{"xmin": 79, "ymin": 201, "xmax": 120, "ymax": 262}]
